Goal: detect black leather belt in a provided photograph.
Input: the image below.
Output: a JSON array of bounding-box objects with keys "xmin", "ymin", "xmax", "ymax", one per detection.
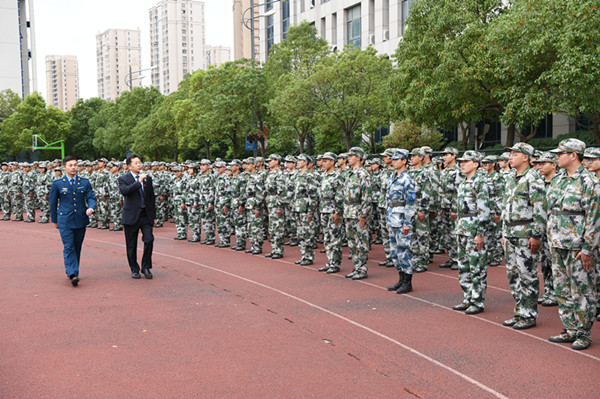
[
  {"xmin": 459, "ymin": 212, "xmax": 477, "ymax": 217},
  {"xmin": 552, "ymin": 210, "xmax": 585, "ymax": 216},
  {"xmin": 389, "ymin": 202, "xmax": 406, "ymax": 207},
  {"xmin": 505, "ymin": 219, "xmax": 533, "ymax": 227}
]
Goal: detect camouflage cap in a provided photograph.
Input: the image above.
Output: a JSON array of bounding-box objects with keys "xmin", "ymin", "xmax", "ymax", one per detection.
[
  {"xmin": 1, "ymin": 161, "xmax": 8, "ymax": 166},
  {"xmin": 505, "ymin": 142, "xmax": 535, "ymax": 157},
  {"xmin": 410, "ymin": 147, "xmax": 426, "ymax": 157},
  {"xmin": 215, "ymin": 161, "xmax": 227, "ymax": 168},
  {"xmin": 229, "ymin": 159, "xmax": 242, "ymax": 166},
  {"xmin": 533, "ymin": 150, "xmax": 543, "ymax": 158},
  {"xmin": 297, "ymin": 153, "xmax": 309, "ymax": 162},
  {"xmin": 244, "ymin": 157, "xmax": 255, "ymax": 164},
  {"xmin": 337, "ymin": 153, "xmax": 348, "ymax": 160},
  {"xmin": 97, "ymin": 157, "xmax": 108, "ymax": 163},
  {"xmin": 187, "ymin": 162, "xmax": 198, "ymax": 168},
  {"xmin": 106, "ymin": 162, "xmax": 114, "ymax": 168},
  {"xmin": 443, "ymin": 147, "xmax": 459, "ymax": 156},
  {"xmin": 184, "ymin": 159, "xmax": 193, "ymax": 164},
  {"xmin": 583, "ymin": 147, "xmax": 600, "ymax": 159},
  {"xmin": 380, "ymin": 148, "xmax": 395, "ymax": 157},
  {"xmin": 322, "ymin": 152, "xmax": 337, "ymax": 161},
  {"xmin": 550, "ymin": 138, "xmax": 586, "ymax": 155},
  {"xmin": 421, "ymin": 146, "xmax": 433, "ymax": 154},
  {"xmin": 255, "ymin": 156, "xmax": 264, "ymax": 163},
  {"xmin": 200, "ymin": 159, "xmax": 211, "ymax": 165},
  {"xmin": 284, "ymin": 155, "xmax": 297, "ymax": 163},
  {"xmin": 172, "ymin": 165, "xmax": 183, "ymax": 172},
  {"xmin": 457, "ymin": 150, "xmax": 481, "ymax": 162},
  {"xmin": 364, "ymin": 160, "xmax": 372, "ymax": 167},
  {"xmin": 390, "ymin": 149, "xmax": 409, "ymax": 160},
  {"xmin": 315, "ymin": 154, "xmax": 323, "ymax": 160},
  {"xmin": 371, "ymin": 157, "xmax": 382, "ymax": 166},
  {"xmin": 267, "ymin": 154, "xmax": 281, "ymax": 162},
  {"xmin": 482, "ymin": 155, "xmax": 498, "ymax": 163},
  {"xmin": 532, "ymin": 151, "xmax": 557, "ymax": 164},
  {"xmin": 498, "ymin": 152, "xmax": 510, "ymax": 161},
  {"xmin": 348, "ymin": 147, "xmax": 366, "ymax": 159},
  {"xmin": 151, "ymin": 161, "xmax": 159, "ymax": 166}
]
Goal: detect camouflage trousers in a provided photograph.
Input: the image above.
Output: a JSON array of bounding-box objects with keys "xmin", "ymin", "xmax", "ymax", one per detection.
[
  {"xmin": 188, "ymin": 206, "xmax": 201, "ymax": 240},
  {"xmin": 487, "ymin": 220, "xmax": 504, "ymax": 264},
  {"xmin": 216, "ymin": 206, "xmax": 232, "ymax": 246},
  {"xmin": 1, "ymin": 193, "xmax": 10, "ymax": 219},
  {"xmin": 551, "ymin": 247, "xmax": 597, "ymax": 338},
  {"xmin": 320, "ymin": 213, "xmax": 342, "ymax": 267},
  {"xmin": 378, "ymin": 207, "xmax": 391, "ymax": 261},
  {"xmin": 109, "ymin": 199, "xmax": 123, "ymax": 229},
  {"xmin": 156, "ymin": 197, "xmax": 169, "ymax": 226},
  {"xmin": 457, "ymin": 235, "xmax": 488, "ymax": 309},
  {"xmin": 389, "ymin": 226, "xmax": 413, "ymax": 274},
  {"xmin": 246, "ymin": 210, "xmax": 264, "ymax": 252},
  {"xmin": 173, "ymin": 204, "xmax": 188, "ymax": 238},
  {"xmin": 199, "ymin": 206, "xmax": 215, "ymax": 241},
  {"xmin": 233, "ymin": 207, "xmax": 247, "ymax": 247},
  {"xmin": 24, "ymin": 194, "xmax": 35, "ymax": 221},
  {"xmin": 267, "ymin": 207, "xmax": 285, "ymax": 256},
  {"xmin": 295, "ymin": 212, "xmax": 315, "ymax": 261},
  {"xmin": 369, "ymin": 203, "xmax": 381, "ymax": 241},
  {"xmin": 429, "ymin": 211, "xmax": 443, "ymax": 252},
  {"xmin": 410, "ymin": 213, "xmax": 430, "ymax": 271},
  {"xmin": 539, "ymin": 237, "xmax": 556, "ymax": 302},
  {"xmin": 282, "ymin": 202, "xmax": 297, "ymax": 242},
  {"xmin": 503, "ymin": 237, "xmax": 540, "ymax": 319},
  {"xmin": 39, "ymin": 195, "xmax": 50, "ymax": 222},
  {"xmin": 441, "ymin": 210, "xmax": 457, "ymax": 262},
  {"xmin": 345, "ymin": 218, "xmax": 369, "ymax": 273},
  {"xmin": 312, "ymin": 211, "xmax": 320, "ymax": 242},
  {"xmin": 96, "ymin": 197, "xmax": 110, "ymax": 228},
  {"xmin": 11, "ymin": 193, "xmax": 23, "ymax": 220}
]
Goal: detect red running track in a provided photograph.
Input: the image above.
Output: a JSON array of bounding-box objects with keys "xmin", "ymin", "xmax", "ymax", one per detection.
[{"xmin": 1, "ymin": 218, "xmax": 599, "ymax": 398}]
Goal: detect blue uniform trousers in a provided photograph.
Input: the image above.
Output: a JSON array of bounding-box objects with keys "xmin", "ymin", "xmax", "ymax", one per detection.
[{"xmin": 59, "ymin": 227, "xmax": 86, "ymax": 277}]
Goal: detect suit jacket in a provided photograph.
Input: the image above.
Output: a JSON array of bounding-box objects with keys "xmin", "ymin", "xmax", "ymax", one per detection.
[
  {"xmin": 49, "ymin": 175, "xmax": 96, "ymax": 229},
  {"xmin": 118, "ymin": 172, "xmax": 156, "ymax": 225}
]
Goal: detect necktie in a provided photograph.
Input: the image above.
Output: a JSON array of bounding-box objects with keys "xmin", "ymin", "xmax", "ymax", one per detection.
[
  {"xmin": 70, "ymin": 178, "xmax": 75, "ymax": 188},
  {"xmin": 136, "ymin": 175, "xmax": 146, "ymax": 208}
]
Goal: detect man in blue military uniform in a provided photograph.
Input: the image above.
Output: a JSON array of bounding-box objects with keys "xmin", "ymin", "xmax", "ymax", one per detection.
[{"xmin": 49, "ymin": 155, "xmax": 96, "ymax": 287}]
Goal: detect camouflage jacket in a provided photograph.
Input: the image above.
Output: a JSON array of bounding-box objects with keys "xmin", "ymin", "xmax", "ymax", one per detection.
[
  {"xmin": 8, "ymin": 169, "xmax": 24, "ymax": 194},
  {"xmin": 281, "ymin": 169, "xmax": 297, "ymax": 204},
  {"xmin": 424, "ymin": 163, "xmax": 441, "ymax": 212},
  {"xmin": 94, "ymin": 169, "xmax": 110, "ymax": 198},
  {"xmin": 292, "ymin": 169, "xmax": 318, "ymax": 214},
  {"xmin": 319, "ymin": 169, "xmax": 343, "ymax": 214},
  {"xmin": 197, "ymin": 172, "xmax": 215, "ymax": 207},
  {"xmin": 501, "ymin": 167, "xmax": 547, "ymax": 239},
  {"xmin": 107, "ymin": 173, "xmax": 121, "ymax": 201},
  {"xmin": 0, "ymin": 170, "xmax": 10, "ymax": 194},
  {"xmin": 23, "ymin": 171, "xmax": 37, "ymax": 196},
  {"xmin": 485, "ymin": 171, "xmax": 505, "ymax": 215},
  {"xmin": 408, "ymin": 166, "xmax": 433, "ymax": 214},
  {"xmin": 230, "ymin": 172, "xmax": 247, "ymax": 209},
  {"xmin": 343, "ymin": 166, "xmax": 372, "ymax": 220},
  {"xmin": 265, "ymin": 168, "xmax": 284, "ymax": 210},
  {"xmin": 171, "ymin": 176, "xmax": 188, "ymax": 205},
  {"xmin": 214, "ymin": 172, "xmax": 232, "ymax": 209},
  {"xmin": 245, "ymin": 171, "xmax": 266, "ymax": 211},
  {"xmin": 454, "ymin": 172, "xmax": 491, "ymax": 237},
  {"xmin": 440, "ymin": 164, "xmax": 463, "ymax": 210},
  {"xmin": 546, "ymin": 166, "xmax": 600, "ymax": 255},
  {"xmin": 377, "ymin": 168, "xmax": 395, "ymax": 209},
  {"xmin": 386, "ymin": 169, "xmax": 417, "ymax": 228},
  {"xmin": 37, "ymin": 172, "xmax": 54, "ymax": 197}
]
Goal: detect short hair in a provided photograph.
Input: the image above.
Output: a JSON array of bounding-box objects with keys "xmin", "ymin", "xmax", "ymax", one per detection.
[
  {"xmin": 62, "ymin": 155, "xmax": 77, "ymax": 165},
  {"xmin": 126, "ymin": 154, "xmax": 142, "ymax": 166}
]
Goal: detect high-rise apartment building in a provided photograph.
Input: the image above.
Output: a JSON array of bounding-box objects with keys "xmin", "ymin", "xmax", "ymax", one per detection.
[
  {"xmin": 96, "ymin": 28, "xmax": 142, "ymax": 101},
  {"xmin": 206, "ymin": 45, "xmax": 231, "ymax": 68},
  {"xmin": 0, "ymin": 0, "xmax": 37, "ymax": 98},
  {"xmin": 232, "ymin": 0, "xmax": 260, "ymax": 63},
  {"xmin": 149, "ymin": 0, "xmax": 206, "ymax": 95},
  {"xmin": 45, "ymin": 55, "xmax": 79, "ymax": 111},
  {"xmin": 257, "ymin": 0, "xmax": 403, "ymax": 62}
]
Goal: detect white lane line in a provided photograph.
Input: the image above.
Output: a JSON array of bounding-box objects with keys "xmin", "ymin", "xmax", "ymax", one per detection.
[{"xmin": 9, "ymin": 226, "xmax": 600, "ymax": 364}]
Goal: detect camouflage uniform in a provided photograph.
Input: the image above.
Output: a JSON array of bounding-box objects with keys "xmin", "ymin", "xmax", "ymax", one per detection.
[
  {"xmin": 186, "ymin": 170, "xmax": 202, "ymax": 241},
  {"xmin": 214, "ymin": 166, "xmax": 233, "ymax": 247},
  {"xmin": 23, "ymin": 167, "xmax": 36, "ymax": 222},
  {"xmin": 95, "ymin": 167, "xmax": 111, "ymax": 229},
  {"xmin": 483, "ymin": 163, "xmax": 505, "ymax": 266},
  {"xmin": 172, "ymin": 170, "xmax": 189, "ymax": 239},
  {"xmin": 501, "ymin": 157, "xmax": 547, "ymax": 324},
  {"xmin": 343, "ymin": 148, "xmax": 372, "ymax": 277},
  {"xmin": 230, "ymin": 164, "xmax": 248, "ymax": 250},
  {"xmin": 282, "ymin": 161, "xmax": 298, "ymax": 245},
  {"xmin": 0, "ymin": 166, "xmax": 10, "ymax": 219},
  {"xmin": 9, "ymin": 166, "xmax": 24, "ymax": 221},
  {"xmin": 408, "ymin": 155, "xmax": 433, "ymax": 272},
  {"xmin": 454, "ymin": 151, "xmax": 491, "ymax": 312},
  {"xmin": 377, "ymin": 166, "xmax": 395, "ymax": 266},
  {"xmin": 107, "ymin": 168, "xmax": 123, "ymax": 231},
  {"xmin": 439, "ymin": 150, "xmax": 463, "ymax": 268},
  {"xmin": 264, "ymin": 159, "xmax": 286, "ymax": 257},
  {"xmin": 198, "ymin": 168, "xmax": 216, "ymax": 244},
  {"xmin": 547, "ymin": 142, "xmax": 600, "ymax": 344},
  {"xmin": 154, "ymin": 169, "xmax": 169, "ymax": 227},
  {"xmin": 292, "ymin": 160, "xmax": 318, "ymax": 263},
  {"xmin": 318, "ymin": 155, "xmax": 344, "ymax": 271},
  {"xmin": 245, "ymin": 168, "xmax": 266, "ymax": 253},
  {"xmin": 37, "ymin": 167, "xmax": 53, "ymax": 223}
]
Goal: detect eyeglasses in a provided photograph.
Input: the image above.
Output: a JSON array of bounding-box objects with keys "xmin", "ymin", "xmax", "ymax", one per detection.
[{"xmin": 556, "ymin": 152, "xmax": 570, "ymax": 157}]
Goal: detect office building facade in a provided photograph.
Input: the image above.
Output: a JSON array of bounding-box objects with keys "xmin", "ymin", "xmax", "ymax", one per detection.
[
  {"xmin": 45, "ymin": 55, "xmax": 79, "ymax": 111},
  {"xmin": 233, "ymin": 0, "xmax": 261, "ymax": 63}
]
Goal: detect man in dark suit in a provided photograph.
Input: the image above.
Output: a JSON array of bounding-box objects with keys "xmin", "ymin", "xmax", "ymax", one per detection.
[
  {"xmin": 118, "ymin": 154, "xmax": 156, "ymax": 279},
  {"xmin": 49, "ymin": 155, "xmax": 96, "ymax": 287}
]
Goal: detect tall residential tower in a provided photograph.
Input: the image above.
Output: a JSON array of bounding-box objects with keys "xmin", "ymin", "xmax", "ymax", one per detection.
[
  {"xmin": 149, "ymin": 0, "xmax": 206, "ymax": 95},
  {"xmin": 45, "ymin": 55, "xmax": 79, "ymax": 111}
]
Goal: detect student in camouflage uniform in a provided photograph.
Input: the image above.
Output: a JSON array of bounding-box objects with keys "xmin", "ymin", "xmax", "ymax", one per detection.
[
  {"xmin": 481, "ymin": 155, "xmax": 504, "ymax": 266},
  {"xmin": 337, "ymin": 153, "xmax": 350, "ymax": 247},
  {"xmin": 22, "ymin": 163, "xmax": 36, "ymax": 222},
  {"xmin": 198, "ymin": 160, "xmax": 216, "ymax": 245},
  {"xmin": 283, "ymin": 156, "xmax": 298, "ymax": 246},
  {"xmin": 343, "ymin": 147, "xmax": 372, "ymax": 280},
  {"xmin": 376, "ymin": 149, "xmax": 395, "ymax": 267},
  {"xmin": 439, "ymin": 147, "xmax": 463, "ymax": 269},
  {"xmin": 214, "ymin": 161, "xmax": 233, "ymax": 247},
  {"xmin": 9, "ymin": 163, "xmax": 24, "ymax": 221},
  {"xmin": 547, "ymin": 139, "xmax": 600, "ymax": 350},
  {"xmin": 292, "ymin": 154, "xmax": 319, "ymax": 265},
  {"xmin": 316, "ymin": 152, "xmax": 344, "ymax": 273},
  {"xmin": 0, "ymin": 162, "xmax": 10, "ymax": 220},
  {"xmin": 244, "ymin": 158, "xmax": 266, "ymax": 254},
  {"xmin": 107, "ymin": 162, "xmax": 124, "ymax": 231},
  {"xmin": 408, "ymin": 148, "xmax": 433, "ymax": 272},
  {"xmin": 185, "ymin": 164, "xmax": 202, "ymax": 242},
  {"xmin": 37, "ymin": 163, "xmax": 53, "ymax": 223},
  {"xmin": 154, "ymin": 163, "xmax": 169, "ymax": 228},
  {"xmin": 264, "ymin": 154, "xmax": 285, "ymax": 259},
  {"xmin": 422, "ymin": 146, "xmax": 443, "ymax": 260},
  {"xmin": 386, "ymin": 149, "xmax": 417, "ymax": 294},
  {"xmin": 451, "ymin": 151, "xmax": 491, "ymax": 315},
  {"xmin": 532, "ymin": 152, "xmax": 558, "ymax": 307},
  {"xmin": 500, "ymin": 143, "xmax": 547, "ymax": 330},
  {"xmin": 95, "ymin": 159, "xmax": 111, "ymax": 229},
  {"xmin": 230, "ymin": 160, "xmax": 248, "ymax": 251},
  {"xmin": 582, "ymin": 147, "xmax": 600, "ymax": 322},
  {"xmin": 171, "ymin": 166, "xmax": 189, "ymax": 240},
  {"xmin": 367, "ymin": 159, "xmax": 382, "ymax": 245}
]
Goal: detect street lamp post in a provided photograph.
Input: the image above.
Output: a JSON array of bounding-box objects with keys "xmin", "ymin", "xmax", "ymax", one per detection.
[
  {"xmin": 125, "ymin": 65, "xmax": 158, "ymax": 91},
  {"xmin": 242, "ymin": 0, "xmax": 285, "ymax": 64}
]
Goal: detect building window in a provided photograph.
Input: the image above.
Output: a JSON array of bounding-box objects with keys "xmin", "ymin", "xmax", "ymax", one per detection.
[
  {"xmin": 476, "ymin": 118, "xmax": 502, "ymax": 148},
  {"xmin": 401, "ymin": 0, "xmax": 413, "ymax": 35},
  {"xmin": 521, "ymin": 114, "xmax": 553, "ymax": 140},
  {"xmin": 282, "ymin": 0, "xmax": 290, "ymax": 39},
  {"xmin": 346, "ymin": 4, "xmax": 361, "ymax": 49}
]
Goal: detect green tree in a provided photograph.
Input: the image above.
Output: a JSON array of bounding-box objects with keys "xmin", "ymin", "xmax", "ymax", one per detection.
[
  {"xmin": 0, "ymin": 89, "xmax": 22, "ymax": 156},
  {"xmin": 383, "ymin": 120, "xmax": 445, "ymax": 150},
  {"xmin": 132, "ymin": 92, "xmax": 178, "ymax": 161},
  {"xmin": 66, "ymin": 97, "xmax": 106, "ymax": 159}
]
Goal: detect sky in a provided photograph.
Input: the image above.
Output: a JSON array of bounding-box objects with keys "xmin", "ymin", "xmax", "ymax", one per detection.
[{"xmin": 33, "ymin": 0, "xmax": 234, "ymax": 100}]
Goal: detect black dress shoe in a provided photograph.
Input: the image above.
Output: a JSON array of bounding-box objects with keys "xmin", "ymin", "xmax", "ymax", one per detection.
[
  {"xmin": 294, "ymin": 259, "xmax": 303, "ymax": 264},
  {"xmin": 245, "ymin": 249, "xmax": 253, "ymax": 253},
  {"xmin": 319, "ymin": 249, "xmax": 326, "ymax": 253},
  {"xmin": 69, "ymin": 275, "xmax": 79, "ymax": 286},
  {"xmin": 173, "ymin": 236, "xmax": 187, "ymax": 240},
  {"xmin": 142, "ymin": 269, "xmax": 153, "ymax": 279},
  {"xmin": 235, "ymin": 246, "xmax": 246, "ymax": 251},
  {"xmin": 205, "ymin": 240, "xmax": 215, "ymax": 245},
  {"xmin": 264, "ymin": 253, "xmax": 272, "ymax": 258},
  {"xmin": 300, "ymin": 259, "xmax": 313, "ymax": 266},
  {"xmin": 251, "ymin": 250, "xmax": 262, "ymax": 255},
  {"xmin": 351, "ymin": 271, "xmax": 368, "ymax": 280},
  {"xmin": 271, "ymin": 254, "xmax": 283, "ymax": 259},
  {"xmin": 318, "ymin": 265, "xmax": 330, "ymax": 272},
  {"xmin": 131, "ymin": 272, "xmax": 141, "ymax": 279}
]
